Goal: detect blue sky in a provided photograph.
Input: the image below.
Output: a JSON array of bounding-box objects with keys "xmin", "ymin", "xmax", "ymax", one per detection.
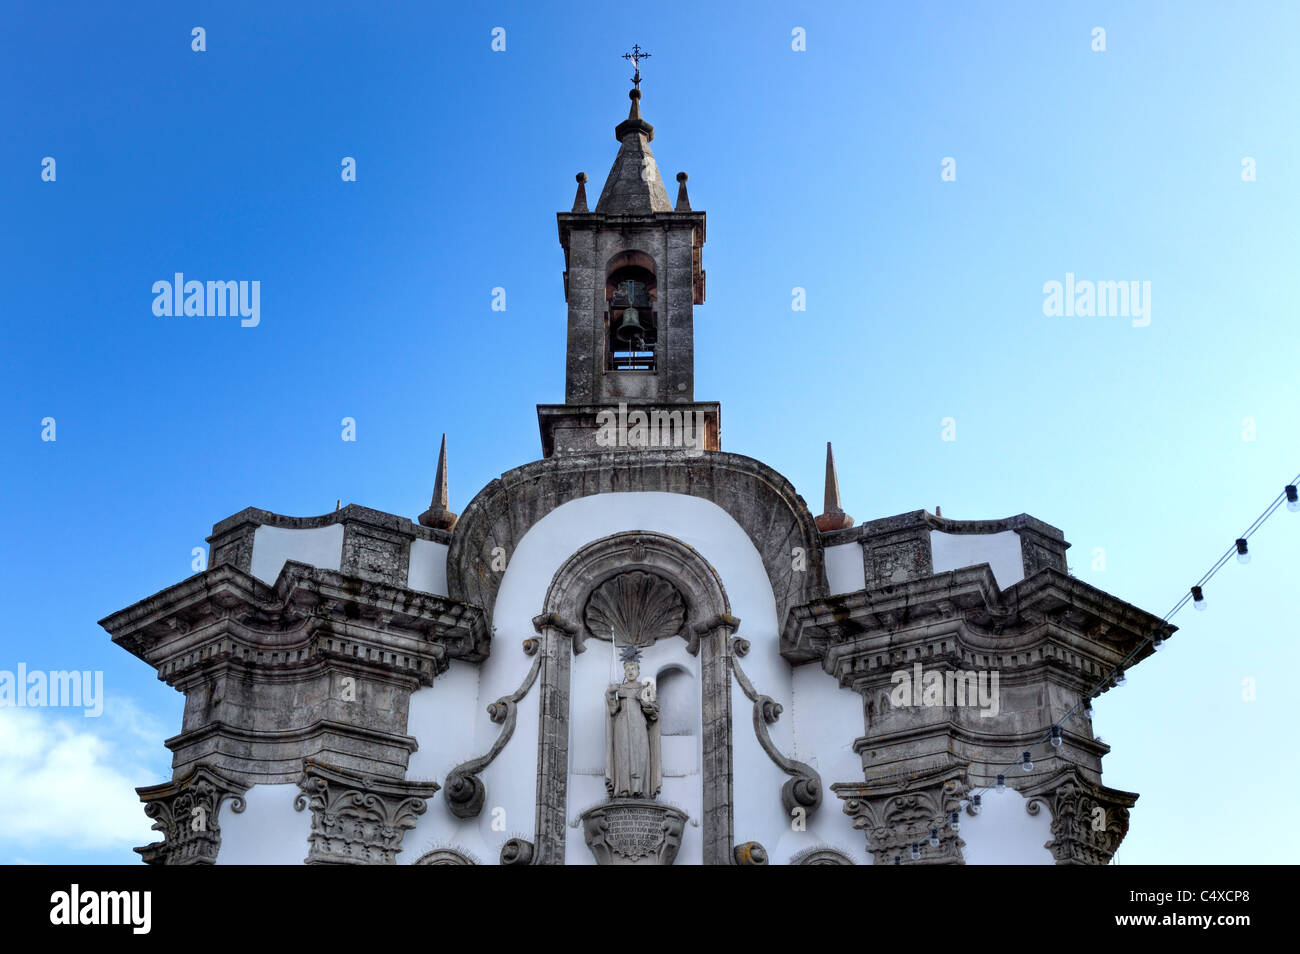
[{"xmin": 2, "ymin": 0, "xmax": 1297, "ymax": 864}]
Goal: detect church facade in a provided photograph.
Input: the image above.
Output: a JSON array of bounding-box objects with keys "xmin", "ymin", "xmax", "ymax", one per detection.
[{"xmin": 100, "ymin": 76, "xmax": 1172, "ymax": 866}]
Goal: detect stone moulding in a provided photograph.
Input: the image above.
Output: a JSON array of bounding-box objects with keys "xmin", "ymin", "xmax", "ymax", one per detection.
[
  {"xmin": 729, "ymin": 636, "xmax": 822, "ymax": 818},
  {"xmin": 134, "ymin": 764, "xmax": 249, "ymax": 865},
  {"xmin": 444, "ymin": 638, "xmax": 543, "ymax": 819},
  {"xmin": 833, "ymin": 767, "xmax": 970, "ymax": 865},
  {"xmin": 1023, "ymin": 768, "xmax": 1137, "ymax": 865},
  {"xmin": 294, "ymin": 758, "xmax": 440, "ymax": 864}
]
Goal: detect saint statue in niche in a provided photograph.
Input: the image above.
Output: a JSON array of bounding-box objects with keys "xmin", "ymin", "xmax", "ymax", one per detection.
[{"xmin": 605, "ymin": 646, "xmax": 662, "ymax": 799}]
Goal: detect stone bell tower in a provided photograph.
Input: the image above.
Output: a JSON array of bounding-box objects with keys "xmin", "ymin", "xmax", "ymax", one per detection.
[{"xmin": 537, "ymin": 57, "xmax": 720, "ymax": 457}]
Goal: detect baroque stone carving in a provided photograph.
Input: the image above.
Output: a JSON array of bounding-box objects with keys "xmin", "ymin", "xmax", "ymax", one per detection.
[
  {"xmin": 584, "ymin": 570, "xmax": 686, "ymax": 647},
  {"xmin": 444, "ymin": 638, "xmax": 543, "ymax": 818},
  {"xmin": 293, "ymin": 759, "xmax": 440, "ymax": 864},
  {"xmin": 1024, "ymin": 769, "xmax": 1136, "ymax": 865},
  {"xmin": 579, "ymin": 800, "xmax": 688, "ymax": 866},
  {"xmin": 730, "ymin": 636, "xmax": 822, "ymax": 817},
  {"xmin": 135, "ymin": 764, "xmax": 249, "ymax": 865},
  {"xmin": 834, "ymin": 767, "xmax": 969, "ymax": 865},
  {"xmin": 501, "ymin": 838, "xmax": 536, "ymax": 866},
  {"xmin": 791, "ymin": 847, "xmax": 854, "ymax": 865}
]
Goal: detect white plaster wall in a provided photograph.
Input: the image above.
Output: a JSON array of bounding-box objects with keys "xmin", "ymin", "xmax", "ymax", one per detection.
[
  {"xmin": 217, "ymin": 783, "xmax": 311, "ymax": 864},
  {"xmin": 930, "ymin": 530, "xmax": 1024, "ymax": 590},
  {"xmin": 824, "ymin": 542, "xmax": 866, "ymax": 595},
  {"xmin": 399, "ymin": 659, "xmax": 492, "ymax": 863},
  {"xmin": 772, "ymin": 663, "xmax": 871, "ymax": 864},
  {"xmin": 960, "ymin": 787, "xmax": 1055, "ymax": 864},
  {"xmin": 407, "ymin": 539, "xmax": 449, "ymax": 596},
  {"xmin": 249, "ymin": 525, "xmax": 343, "ymax": 584}
]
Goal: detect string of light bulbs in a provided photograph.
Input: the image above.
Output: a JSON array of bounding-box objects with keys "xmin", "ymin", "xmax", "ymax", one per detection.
[{"xmin": 888, "ymin": 473, "xmax": 1300, "ymax": 863}]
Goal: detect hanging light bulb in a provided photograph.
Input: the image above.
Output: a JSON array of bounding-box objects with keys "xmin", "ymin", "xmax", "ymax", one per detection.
[
  {"xmin": 929, "ymin": 827, "xmax": 940, "ymax": 847},
  {"xmin": 910, "ymin": 843, "xmax": 921, "ymax": 860},
  {"xmin": 893, "ymin": 854, "xmax": 902, "ymax": 865},
  {"xmin": 995, "ymin": 774, "xmax": 1006, "ymax": 793},
  {"xmin": 1115, "ymin": 670, "xmax": 1127, "ymax": 687},
  {"xmin": 1083, "ymin": 698, "xmax": 1094, "ymax": 718},
  {"xmin": 1020, "ymin": 751, "xmax": 1033, "ymax": 772},
  {"xmin": 970, "ymin": 793, "xmax": 982, "ymax": 815},
  {"xmin": 1049, "ymin": 725, "xmax": 1062, "ymax": 748},
  {"xmin": 1235, "ymin": 538, "xmax": 1250, "ymax": 564},
  {"xmin": 1192, "ymin": 585, "xmax": 1206, "ymax": 611},
  {"xmin": 1287, "ymin": 485, "xmax": 1299, "ymax": 513},
  {"xmin": 949, "ymin": 810, "xmax": 960, "ymax": 832},
  {"xmin": 1152, "ymin": 633, "xmax": 1164, "ymax": 652}
]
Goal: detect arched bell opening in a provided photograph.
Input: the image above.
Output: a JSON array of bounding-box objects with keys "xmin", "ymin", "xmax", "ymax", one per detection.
[{"xmin": 604, "ymin": 251, "xmax": 658, "ymax": 372}]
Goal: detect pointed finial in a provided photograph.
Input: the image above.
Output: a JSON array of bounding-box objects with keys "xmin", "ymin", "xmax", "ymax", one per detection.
[
  {"xmin": 615, "ymin": 45, "xmax": 655, "ymax": 141},
  {"xmin": 418, "ymin": 433, "xmax": 458, "ymax": 531},
  {"xmin": 935, "ymin": 505, "xmax": 943, "ymax": 517},
  {"xmin": 814, "ymin": 442, "xmax": 854, "ymax": 532},
  {"xmin": 675, "ymin": 171, "xmax": 691, "ymax": 211},
  {"xmin": 573, "ymin": 172, "xmax": 589, "ymax": 212}
]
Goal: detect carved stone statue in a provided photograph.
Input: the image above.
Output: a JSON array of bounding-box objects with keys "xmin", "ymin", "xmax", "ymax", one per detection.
[{"xmin": 605, "ymin": 654, "xmax": 662, "ymax": 799}]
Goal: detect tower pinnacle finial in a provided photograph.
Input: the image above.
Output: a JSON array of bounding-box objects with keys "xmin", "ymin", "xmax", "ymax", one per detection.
[
  {"xmin": 418, "ymin": 433, "xmax": 458, "ymax": 531},
  {"xmin": 814, "ymin": 442, "xmax": 854, "ymax": 532}
]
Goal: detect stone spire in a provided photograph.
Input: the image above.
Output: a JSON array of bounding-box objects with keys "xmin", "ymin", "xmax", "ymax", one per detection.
[
  {"xmin": 418, "ymin": 433, "xmax": 458, "ymax": 531},
  {"xmin": 595, "ymin": 76, "xmax": 672, "ymax": 213},
  {"xmin": 814, "ymin": 442, "xmax": 854, "ymax": 532},
  {"xmin": 675, "ymin": 172, "xmax": 691, "ymax": 211},
  {"xmin": 572, "ymin": 172, "xmax": 589, "ymax": 213}
]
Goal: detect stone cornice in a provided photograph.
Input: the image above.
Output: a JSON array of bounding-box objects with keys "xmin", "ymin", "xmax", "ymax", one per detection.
[
  {"xmin": 822, "ymin": 509, "xmax": 1067, "ymax": 546},
  {"xmin": 782, "ymin": 565, "xmax": 1175, "ymax": 686},
  {"xmin": 101, "ymin": 560, "xmax": 489, "ymax": 687}
]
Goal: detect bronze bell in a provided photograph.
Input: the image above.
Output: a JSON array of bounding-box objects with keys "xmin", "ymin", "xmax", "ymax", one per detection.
[{"xmin": 615, "ymin": 306, "xmax": 646, "ymax": 343}]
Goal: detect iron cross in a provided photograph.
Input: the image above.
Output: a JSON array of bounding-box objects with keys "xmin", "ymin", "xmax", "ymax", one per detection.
[{"xmin": 623, "ymin": 44, "xmax": 651, "ymax": 87}]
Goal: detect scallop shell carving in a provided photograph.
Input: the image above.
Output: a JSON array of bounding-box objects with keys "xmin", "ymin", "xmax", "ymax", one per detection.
[{"xmin": 583, "ymin": 571, "xmax": 686, "ymax": 648}]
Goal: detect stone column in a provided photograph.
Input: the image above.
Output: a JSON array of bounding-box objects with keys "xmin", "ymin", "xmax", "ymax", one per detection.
[
  {"xmin": 694, "ymin": 612, "xmax": 740, "ymax": 865},
  {"xmin": 531, "ymin": 612, "xmax": 578, "ymax": 865}
]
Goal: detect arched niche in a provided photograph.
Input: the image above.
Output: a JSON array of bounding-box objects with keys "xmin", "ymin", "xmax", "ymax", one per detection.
[{"xmin": 543, "ymin": 530, "xmax": 729, "ymax": 649}]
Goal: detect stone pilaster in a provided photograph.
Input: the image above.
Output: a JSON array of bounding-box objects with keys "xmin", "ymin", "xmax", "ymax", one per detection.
[
  {"xmin": 695, "ymin": 612, "xmax": 740, "ymax": 865},
  {"xmin": 531, "ymin": 612, "xmax": 578, "ymax": 865}
]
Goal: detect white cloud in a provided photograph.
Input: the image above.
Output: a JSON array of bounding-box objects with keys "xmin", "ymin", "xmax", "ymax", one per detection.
[{"xmin": 0, "ymin": 696, "xmax": 169, "ymax": 852}]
